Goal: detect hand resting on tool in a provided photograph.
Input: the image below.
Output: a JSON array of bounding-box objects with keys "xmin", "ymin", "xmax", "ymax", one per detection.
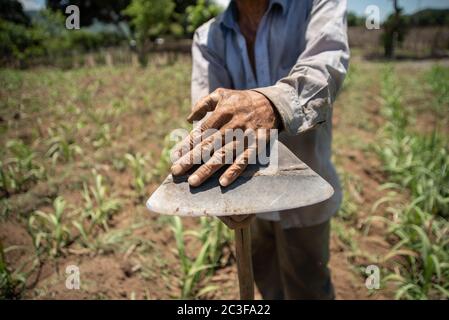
[{"xmin": 170, "ymin": 88, "xmax": 279, "ymax": 187}]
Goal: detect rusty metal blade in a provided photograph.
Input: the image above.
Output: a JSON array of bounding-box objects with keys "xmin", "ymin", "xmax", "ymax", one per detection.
[{"xmin": 146, "ymin": 140, "xmax": 333, "ymax": 216}]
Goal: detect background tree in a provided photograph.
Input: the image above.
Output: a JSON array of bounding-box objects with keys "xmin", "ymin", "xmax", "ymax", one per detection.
[
  {"xmin": 123, "ymin": 0, "xmax": 176, "ymax": 65},
  {"xmin": 408, "ymin": 9, "xmax": 449, "ymax": 26},
  {"xmin": 185, "ymin": 0, "xmax": 222, "ymax": 34},
  {"xmin": 171, "ymin": 0, "xmax": 202, "ymax": 36},
  {"xmin": 47, "ymin": 0, "xmax": 131, "ymax": 27},
  {"xmin": 382, "ymin": 0, "xmax": 409, "ymax": 58},
  {"xmin": 0, "ymin": 0, "xmax": 30, "ymax": 25},
  {"xmin": 347, "ymin": 11, "xmax": 365, "ymax": 27}
]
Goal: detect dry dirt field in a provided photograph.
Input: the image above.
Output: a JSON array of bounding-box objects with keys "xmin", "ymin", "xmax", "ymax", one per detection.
[{"xmin": 1, "ymin": 53, "xmax": 448, "ymax": 299}]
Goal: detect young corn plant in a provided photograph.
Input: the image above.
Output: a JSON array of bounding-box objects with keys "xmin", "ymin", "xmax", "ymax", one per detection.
[
  {"xmin": 80, "ymin": 171, "xmax": 121, "ymax": 233},
  {"xmin": 74, "ymin": 225, "xmax": 133, "ymax": 253},
  {"xmin": 336, "ymin": 171, "xmax": 359, "ymax": 222},
  {"xmin": 92, "ymin": 123, "xmax": 112, "ymax": 149},
  {"xmin": 378, "ymin": 70, "xmax": 449, "ymax": 218},
  {"xmin": 0, "ymin": 140, "xmax": 44, "ymax": 196},
  {"xmin": 125, "ymin": 153, "xmax": 149, "ymax": 199},
  {"xmin": 1, "ymin": 199, "xmax": 11, "ymax": 221},
  {"xmin": 46, "ymin": 124, "xmax": 82, "ymax": 164},
  {"xmin": 150, "ymin": 133, "xmax": 178, "ymax": 181},
  {"xmin": 426, "ymin": 65, "xmax": 449, "ymax": 111},
  {"xmin": 373, "ymin": 67, "xmax": 449, "ymax": 299},
  {"xmin": 28, "ymin": 196, "xmax": 73, "ymax": 257},
  {"xmin": 171, "ymin": 217, "xmax": 215, "ymax": 298},
  {"xmin": 0, "ymin": 240, "xmax": 26, "ymax": 299},
  {"xmin": 381, "ymin": 203, "xmax": 449, "ymax": 299},
  {"xmin": 197, "ymin": 217, "xmax": 232, "ymax": 268},
  {"xmin": 170, "ymin": 216, "xmax": 232, "ymax": 299}
]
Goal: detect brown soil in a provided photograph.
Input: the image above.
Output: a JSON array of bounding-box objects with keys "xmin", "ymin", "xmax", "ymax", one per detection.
[{"xmin": 3, "ymin": 56, "xmax": 443, "ymax": 300}]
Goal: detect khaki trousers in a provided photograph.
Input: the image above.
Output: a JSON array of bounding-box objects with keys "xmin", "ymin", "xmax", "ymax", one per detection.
[{"xmin": 250, "ymin": 218, "xmax": 334, "ymax": 300}]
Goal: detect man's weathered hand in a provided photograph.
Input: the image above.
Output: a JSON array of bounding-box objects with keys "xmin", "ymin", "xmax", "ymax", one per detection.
[{"xmin": 171, "ymin": 88, "xmax": 278, "ymax": 187}]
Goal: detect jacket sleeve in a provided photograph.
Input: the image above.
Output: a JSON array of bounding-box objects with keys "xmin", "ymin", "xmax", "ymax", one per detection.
[
  {"xmin": 253, "ymin": 0, "xmax": 350, "ymax": 135},
  {"xmin": 191, "ymin": 22, "xmax": 232, "ymax": 106}
]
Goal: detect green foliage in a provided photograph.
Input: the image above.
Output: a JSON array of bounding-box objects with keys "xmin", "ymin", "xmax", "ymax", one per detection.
[
  {"xmin": 124, "ymin": 0, "xmax": 175, "ymax": 42},
  {"xmin": 0, "ymin": 139, "xmax": 44, "ymax": 196},
  {"xmin": 0, "ymin": 0, "xmax": 223, "ymax": 67},
  {"xmin": 381, "ymin": 1, "xmax": 409, "ymax": 58},
  {"xmin": 80, "ymin": 171, "xmax": 121, "ymax": 232},
  {"xmin": 347, "ymin": 11, "xmax": 365, "ymax": 27},
  {"xmin": 1, "ymin": 59, "xmax": 216, "ymax": 299},
  {"xmin": 125, "ymin": 152, "xmax": 149, "ymax": 198},
  {"xmin": 379, "ymin": 132, "xmax": 449, "ymax": 217},
  {"xmin": 379, "ymin": 69, "xmax": 449, "ymax": 218},
  {"xmin": 0, "ymin": 9, "xmax": 126, "ymax": 66},
  {"xmin": 0, "ymin": 240, "xmax": 26, "ymax": 299},
  {"xmin": 0, "ymin": 10, "xmax": 69, "ymax": 64},
  {"xmin": 382, "ymin": 204, "xmax": 449, "ymax": 299},
  {"xmin": 152, "ymin": 134, "xmax": 176, "ymax": 180},
  {"xmin": 338, "ymin": 173, "xmax": 358, "ymax": 221},
  {"xmin": 65, "ymin": 30, "xmax": 126, "ymax": 51},
  {"xmin": 28, "ymin": 196, "xmax": 73, "ymax": 257},
  {"xmin": 197, "ymin": 217, "xmax": 232, "ymax": 268},
  {"xmin": 46, "ymin": 124, "xmax": 82, "ymax": 164},
  {"xmin": 0, "ymin": 18, "xmax": 46, "ymax": 64},
  {"xmin": 374, "ymin": 67, "xmax": 449, "ymax": 299},
  {"xmin": 171, "ymin": 216, "xmax": 231, "ymax": 298},
  {"xmin": 407, "ymin": 9, "xmax": 449, "ymax": 27},
  {"xmin": 186, "ymin": 0, "xmax": 222, "ymax": 33},
  {"xmin": 426, "ymin": 65, "xmax": 449, "ymax": 110},
  {"xmin": 47, "ymin": 0, "xmax": 131, "ymax": 27},
  {"xmin": 0, "ymin": 0, "xmax": 30, "ymax": 25},
  {"xmin": 92, "ymin": 124, "xmax": 112, "ymax": 149}
]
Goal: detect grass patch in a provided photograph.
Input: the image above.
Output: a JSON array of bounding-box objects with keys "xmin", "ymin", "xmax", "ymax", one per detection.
[{"xmin": 373, "ymin": 67, "xmax": 449, "ymax": 299}]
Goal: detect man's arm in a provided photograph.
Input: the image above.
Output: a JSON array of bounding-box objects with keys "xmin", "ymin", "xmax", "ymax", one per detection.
[
  {"xmin": 253, "ymin": 0, "xmax": 349, "ymax": 135},
  {"xmin": 184, "ymin": 23, "xmax": 259, "ymax": 228},
  {"xmin": 171, "ymin": 0, "xmax": 349, "ymax": 188},
  {"xmin": 173, "ymin": 23, "xmax": 278, "ymax": 188}
]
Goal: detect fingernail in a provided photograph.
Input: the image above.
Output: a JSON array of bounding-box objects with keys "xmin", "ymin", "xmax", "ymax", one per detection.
[
  {"xmin": 219, "ymin": 176, "xmax": 229, "ymax": 187},
  {"xmin": 188, "ymin": 174, "xmax": 200, "ymax": 186},
  {"xmin": 171, "ymin": 164, "xmax": 182, "ymax": 175}
]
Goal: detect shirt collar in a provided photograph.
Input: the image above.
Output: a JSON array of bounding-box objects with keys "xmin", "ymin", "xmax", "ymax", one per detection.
[{"xmin": 220, "ymin": 0, "xmax": 288, "ymax": 31}]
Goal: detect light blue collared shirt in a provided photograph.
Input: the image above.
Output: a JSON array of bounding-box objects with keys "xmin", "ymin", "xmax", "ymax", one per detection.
[{"xmin": 191, "ymin": 0, "xmax": 350, "ymax": 228}]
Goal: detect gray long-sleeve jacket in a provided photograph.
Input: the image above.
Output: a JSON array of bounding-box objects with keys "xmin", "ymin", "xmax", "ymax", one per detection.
[{"xmin": 191, "ymin": 0, "xmax": 350, "ymax": 228}]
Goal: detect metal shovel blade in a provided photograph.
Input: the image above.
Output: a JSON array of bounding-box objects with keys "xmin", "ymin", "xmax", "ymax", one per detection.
[{"xmin": 146, "ymin": 140, "xmax": 334, "ymax": 216}]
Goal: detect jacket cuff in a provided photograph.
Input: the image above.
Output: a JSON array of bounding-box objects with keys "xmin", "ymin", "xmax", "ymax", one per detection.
[
  {"xmin": 251, "ymin": 84, "xmax": 298, "ymax": 135},
  {"xmin": 252, "ymin": 83, "xmax": 330, "ymax": 135}
]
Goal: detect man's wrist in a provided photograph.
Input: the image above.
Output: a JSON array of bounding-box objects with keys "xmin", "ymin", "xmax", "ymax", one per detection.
[
  {"xmin": 269, "ymin": 99, "xmax": 282, "ymax": 130},
  {"xmin": 250, "ymin": 88, "xmax": 283, "ymax": 131}
]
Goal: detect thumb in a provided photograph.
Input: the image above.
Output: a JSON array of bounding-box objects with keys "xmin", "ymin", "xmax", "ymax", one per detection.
[{"xmin": 187, "ymin": 90, "xmax": 223, "ymax": 122}]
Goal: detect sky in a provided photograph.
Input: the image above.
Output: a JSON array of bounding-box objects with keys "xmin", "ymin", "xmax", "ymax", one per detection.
[
  {"xmin": 19, "ymin": 0, "xmax": 449, "ymax": 21},
  {"xmin": 19, "ymin": 0, "xmax": 46, "ymax": 11},
  {"xmin": 215, "ymin": 0, "xmax": 449, "ymax": 21}
]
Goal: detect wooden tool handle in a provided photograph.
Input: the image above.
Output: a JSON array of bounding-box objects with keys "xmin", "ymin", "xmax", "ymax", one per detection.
[{"xmin": 234, "ymin": 226, "xmax": 255, "ymax": 300}]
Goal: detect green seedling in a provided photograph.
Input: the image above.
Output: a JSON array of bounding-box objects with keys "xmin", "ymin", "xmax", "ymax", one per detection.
[
  {"xmin": 81, "ymin": 171, "xmax": 121, "ymax": 232},
  {"xmin": 371, "ymin": 68, "xmax": 449, "ymax": 300},
  {"xmin": 0, "ymin": 139, "xmax": 44, "ymax": 195},
  {"xmin": 28, "ymin": 196, "xmax": 73, "ymax": 257},
  {"xmin": 46, "ymin": 124, "xmax": 82, "ymax": 164}
]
